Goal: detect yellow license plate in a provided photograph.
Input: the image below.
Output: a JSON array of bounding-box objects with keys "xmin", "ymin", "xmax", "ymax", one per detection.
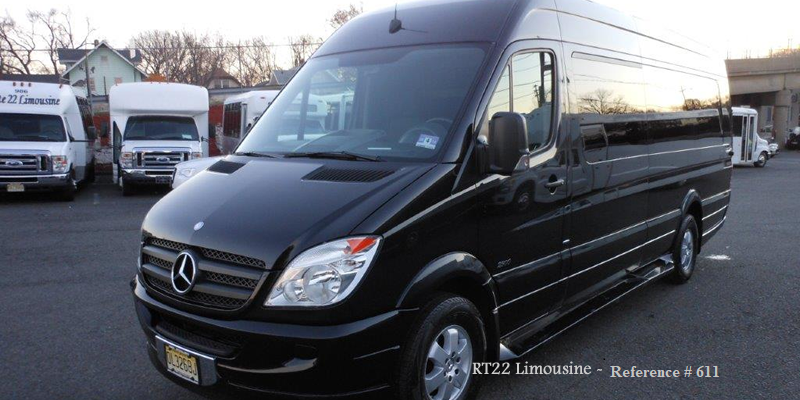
[
  {"xmin": 165, "ymin": 344, "xmax": 199, "ymax": 384},
  {"xmin": 6, "ymin": 183, "xmax": 24, "ymax": 192}
]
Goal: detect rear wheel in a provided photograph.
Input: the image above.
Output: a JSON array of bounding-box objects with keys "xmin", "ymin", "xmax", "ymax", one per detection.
[
  {"xmin": 754, "ymin": 152, "xmax": 768, "ymax": 168},
  {"xmin": 669, "ymin": 215, "xmax": 698, "ymax": 284},
  {"xmin": 396, "ymin": 295, "xmax": 485, "ymax": 400}
]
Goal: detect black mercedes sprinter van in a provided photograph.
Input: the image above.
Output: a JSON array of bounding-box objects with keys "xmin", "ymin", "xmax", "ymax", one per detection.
[{"xmin": 132, "ymin": 0, "xmax": 733, "ymax": 398}]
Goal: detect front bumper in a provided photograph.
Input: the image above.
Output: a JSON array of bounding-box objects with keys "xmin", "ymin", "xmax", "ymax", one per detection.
[
  {"xmin": 122, "ymin": 169, "xmax": 173, "ymax": 185},
  {"xmin": 0, "ymin": 173, "xmax": 69, "ymax": 192},
  {"xmin": 132, "ymin": 276, "xmax": 413, "ymax": 397}
]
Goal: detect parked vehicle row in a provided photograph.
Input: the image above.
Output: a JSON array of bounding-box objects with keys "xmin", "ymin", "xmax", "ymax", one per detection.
[{"xmin": 130, "ymin": 0, "xmax": 735, "ymax": 399}]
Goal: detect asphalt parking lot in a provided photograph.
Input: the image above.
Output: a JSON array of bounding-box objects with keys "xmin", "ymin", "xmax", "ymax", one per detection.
[{"xmin": 1, "ymin": 154, "xmax": 799, "ymax": 400}]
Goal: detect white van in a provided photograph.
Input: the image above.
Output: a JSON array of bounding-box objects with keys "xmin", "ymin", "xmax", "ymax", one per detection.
[
  {"xmin": 110, "ymin": 82, "xmax": 209, "ymax": 195},
  {"xmin": 0, "ymin": 81, "xmax": 96, "ymax": 200},
  {"xmin": 219, "ymin": 90, "xmax": 279, "ymax": 155},
  {"xmin": 732, "ymin": 107, "xmax": 771, "ymax": 167}
]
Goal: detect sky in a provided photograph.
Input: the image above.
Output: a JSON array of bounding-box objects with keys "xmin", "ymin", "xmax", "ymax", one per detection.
[{"xmin": 4, "ymin": 0, "xmax": 798, "ymax": 65}]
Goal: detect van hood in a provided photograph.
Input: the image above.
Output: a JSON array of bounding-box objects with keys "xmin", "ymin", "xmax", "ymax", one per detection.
[
  {"xmin": 0, "ymin": 141, "xmax": 67, "ymax": 154},
  {"xmin": 142, "ymin": 156, "xmax": 434, "ymax": 270}
]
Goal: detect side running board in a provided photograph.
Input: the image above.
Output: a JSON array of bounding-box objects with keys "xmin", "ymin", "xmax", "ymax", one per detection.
[{"xmin": 499, "ymin": 255, "xmax": 675, "ymax": 361}]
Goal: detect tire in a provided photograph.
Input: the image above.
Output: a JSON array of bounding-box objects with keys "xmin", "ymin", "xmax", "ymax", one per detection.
[
  {"xmin": 396, "ymin": 294, "xmax": 486, "ymax": 400},
  {"xmin": 86, "ymin": 162, "xmax": 96, "ymax": 184},
  {"xmin": 668, "ymin": 215, "xmax": 699, "ymax": 284},
  {"xmin": 754, "ymin": 152, "xmax": 767, "ymax": 168},
  {"xmin": 58, "ymin": 172, "xmax": 77, "ymax": 202},
  {"xmin": 121, "ymin": 177, "xmax": 135, "ymax": 197}
]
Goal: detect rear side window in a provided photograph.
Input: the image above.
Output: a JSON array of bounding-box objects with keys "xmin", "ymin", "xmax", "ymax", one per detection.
[{"xmin": 223, "ymin": 102, "xmax": 242, "ymax": 138}]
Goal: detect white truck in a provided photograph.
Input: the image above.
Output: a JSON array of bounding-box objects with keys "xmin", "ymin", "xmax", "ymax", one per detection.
[
  {"xmin": 732, "ymin": 107, "xmax": 771, "ymax": 167},
  {"xmin": 0, "ymin": 81, "xmax": 96, "ymax": 200},
  {"xmin": 219, "ymin": 90, "xmax": 279, "ymax": 155},
  {"xmin": 110, "ymin": 82, "xmax": 209, "ymax": 195}
]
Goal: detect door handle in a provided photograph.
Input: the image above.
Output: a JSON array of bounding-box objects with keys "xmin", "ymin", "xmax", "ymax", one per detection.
[{"xmin": 544, "ymin": 178, "xmax": 565, "ymax": 189}]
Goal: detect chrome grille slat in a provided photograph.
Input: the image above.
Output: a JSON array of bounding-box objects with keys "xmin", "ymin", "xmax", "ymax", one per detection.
[
  {"xmin": 0, "ymin": 153, "xmax": 50, "ymax": 174},
  {"xmin": 141, "ymin": 237, "xmax": 266, "ymax": 310},
  {"xmin": 136, "ymin": 150, "xmax": 189, "ymax": 168}
]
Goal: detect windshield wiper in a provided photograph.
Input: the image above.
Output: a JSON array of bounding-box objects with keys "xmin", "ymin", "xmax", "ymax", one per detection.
[
  {"xmin": 234, "ymin": 151, "xmax": 279, "ymax": 158},
  {"xmin": 284, "ymin": 151, "xmax": 383, "ymax": 162}
]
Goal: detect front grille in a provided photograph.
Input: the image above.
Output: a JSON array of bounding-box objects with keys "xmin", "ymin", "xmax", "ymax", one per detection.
[
  {"xmin": 140, "ymin": 237, "xmax": 267, "ymax": 310},
  {"xmin": 0, "ymin": 153, "xmax": 50, "ymax": 174},
  {"xmin": 136, "ymin": 150, "xmax": 188, "ymax": 169}
]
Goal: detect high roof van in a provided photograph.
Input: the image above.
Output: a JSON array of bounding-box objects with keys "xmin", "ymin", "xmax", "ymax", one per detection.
[
  {"xmin": 110, "ymin": 82, "xmax": 209, "ymax": 195},
  {"xmin": 0, "ymin": 81, "xmax": 96, "ymax": 201},
  {"xmin": 131, "ymin": 1, "xmax": 733, "ymax": 398}
]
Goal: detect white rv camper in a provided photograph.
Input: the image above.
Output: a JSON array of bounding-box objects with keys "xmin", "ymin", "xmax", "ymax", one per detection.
[
  {"xmin": 219, "ymin": 90, "xmax": 279, "ymax": 155},
  {"xmin": 109, "ymin": 82, "xmax": 209, "ymax": 195},
  {"xmin": 732, "ymin": 107, "xmax": 771, "ymax": 167},
  {"xmin": 0, "ymin": 81, "xmax": 96, "ymax": 200}
]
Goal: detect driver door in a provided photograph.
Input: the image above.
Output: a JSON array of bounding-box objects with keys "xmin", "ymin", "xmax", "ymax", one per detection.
[{"xmin": 477, "ymin": 42, "xmax": 569, "ymax": 335}]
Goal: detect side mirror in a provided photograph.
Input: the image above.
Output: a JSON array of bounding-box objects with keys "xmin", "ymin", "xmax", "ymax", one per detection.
[{"xmin": 488, "ymin": 112, "xmax": 529, "ymax": 175}]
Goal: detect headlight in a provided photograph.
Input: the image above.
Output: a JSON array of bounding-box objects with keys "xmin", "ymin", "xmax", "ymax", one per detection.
[
  {"xmin": 191, "ymin": 152, "xmax": 203, "ymax": 159},
  {"xmin": 52, "ymin": 155, "xmax": 69, "ymax": 173},
  {"xmin": 178, "ymin": 168, "xmax": 196, "ymax": 178},
  {"xmin": 120, "ymin": 152, "xmax": 134, "ymax": 168},
  {"xmin": 265, "ymin": 236, "xmax": 381, "ymax": 307}
]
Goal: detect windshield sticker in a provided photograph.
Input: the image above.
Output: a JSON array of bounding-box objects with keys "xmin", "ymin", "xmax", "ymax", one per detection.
[
  {"xmin": 416, "ymin": 134, "xmax": 439, "ymax": 150},
  {"xmin": 182, "ymin": 134, "xmax": 193, "ymax": 140}
]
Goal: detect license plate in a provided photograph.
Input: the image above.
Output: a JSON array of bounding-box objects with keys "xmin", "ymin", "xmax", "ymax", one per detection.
[
  {"xmin": 165, "ymin": 344, "xmax": 199, "ymax": 384},
  {"xmin": 6, "ymin": 183, "xmax": 24, "ymax": 192}
]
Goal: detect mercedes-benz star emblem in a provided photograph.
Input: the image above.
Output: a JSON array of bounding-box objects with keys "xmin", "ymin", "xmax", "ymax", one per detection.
[
  {"xmin": 171, "ymin": 251, "xmax": 198, "ymax": 294},
  {"xmin": 193, "ymin": 221, "xmax": 204, "ymax": 231}
]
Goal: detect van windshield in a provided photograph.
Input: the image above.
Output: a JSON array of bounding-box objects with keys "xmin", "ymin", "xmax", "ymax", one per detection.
[
  {"xmin": 124, "ymin": 116, "xmax": 199, "ymax": 141},
  {"xmin": 237, "ymin": 44, "xmax": 488, "ymax": 161},
  {"xmin": 0, "ymin": 113, "xmax": 66, "ymax": 142}
]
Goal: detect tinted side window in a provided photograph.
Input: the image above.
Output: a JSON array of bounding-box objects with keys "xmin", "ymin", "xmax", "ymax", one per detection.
[
  {"xmin": 568, "ymin": 53, "xmax": 647, "ymax": 160},
  {"xmin": 644, "ymin": 66, "xmax": 723, "ymax": 143},
  {"xmin": 511, "ymin": 52, "xmax": 554, "ymax": 150},
  {"xmin": 223, "ymin": 102, "xmax": 242, "ymax": 138}
]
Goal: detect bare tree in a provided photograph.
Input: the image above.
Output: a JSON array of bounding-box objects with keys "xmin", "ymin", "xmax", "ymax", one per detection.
[
  {"xmin": 183, "ymin": 32, "xmax": 227, "ymax": 85},
  {"xmin": 288, "ymin": 35, "xmax": 321, "ymax": 68},
  {"xmin": 132, "ymin": 30, "xmax": 187, "ymax": 80},
  {"xmin": 329, "ymin": 4, "xmax": 363, "ymax": 30},
  {"xmin": 228, "ymin": 37, "xmax": 277, "ymax": 87},
  {"xmin": 29, "ymin": 8, "xmax": 94, "ymax": 74},
  {"xmin": 579, "ymin": 89, "xmax": 633, "ymax": 115},
  {"xmin": 0, "ymin": 12, "xmax": 42, "ymax": 75}
]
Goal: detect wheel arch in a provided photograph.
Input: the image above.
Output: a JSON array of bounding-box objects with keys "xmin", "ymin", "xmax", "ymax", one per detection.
[
  {"xmin": 396, "ymin": 252, "xmax": 501, "ymax": 361},
  {"xmin": 680, "ymin": 190, "xmax": 703, "ymax": 250}
]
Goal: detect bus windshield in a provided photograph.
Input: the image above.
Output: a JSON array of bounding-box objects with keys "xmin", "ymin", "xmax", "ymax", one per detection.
[
  {"xmin": 0, "ymin": 113, "xmax": 66, "ymax": 142},
  {"xmin": 124, "ymin": 116, "xmax": 199, "ymax": 141},
  {"xmin": 237, "ymin": 44, "xmax": 488, "ymax": 161}
]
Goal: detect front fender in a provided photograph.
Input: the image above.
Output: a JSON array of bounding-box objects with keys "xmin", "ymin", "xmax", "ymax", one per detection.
[
  {"xmin": 395, "ymin": 252, "xmax": 501, "ymax": 360},
  {"xmin": 395, "ymin": 252, "xmax": 496, "ymax": 309}
]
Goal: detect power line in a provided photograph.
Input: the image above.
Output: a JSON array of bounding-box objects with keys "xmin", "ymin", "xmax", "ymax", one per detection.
[{"xmin": 4, "ymin": 42, "xmax": 324, "ymax": 53}]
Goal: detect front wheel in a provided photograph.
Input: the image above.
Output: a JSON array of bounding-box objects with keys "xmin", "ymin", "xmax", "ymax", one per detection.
[
  {"xmin": 754, "ymin": 152, "xmax": 768, "ymax": 168},
  {"xmin": 58, "ymin": 172, "xmax": 77, "ymax": 202},
  {"xmin": 121, "ymin": 177, "xmax": 135, "ymax": 197},
  {"xmin": 396, "ymin": 295, "xmax": 485, "ymax": 400}
]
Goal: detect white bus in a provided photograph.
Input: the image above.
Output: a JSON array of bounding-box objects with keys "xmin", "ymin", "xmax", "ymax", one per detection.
[
  {"xmin": 219, "ymin": 90, "xmax": 279, "ymax": 155},
  {"xmin": 0, "ymin": 81, "xmax": 96, "ymax": 200},
  {"xmin": 110, "ymin": 82, "xmax": 209, "ymax": 195},
  {"xmin": 732, "ymin": 107, "xmax": 771, "ymax": 167}
]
